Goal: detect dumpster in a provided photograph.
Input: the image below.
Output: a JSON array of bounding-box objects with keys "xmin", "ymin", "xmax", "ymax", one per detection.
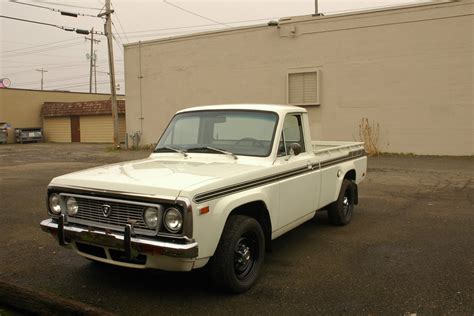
[
  {"xmin": 0, "ymin": 122, "xmax": 10, "ymax": 144},
  {"xmin": 15, "ymin": 128, "xmax": 43, "ymax": 143}
]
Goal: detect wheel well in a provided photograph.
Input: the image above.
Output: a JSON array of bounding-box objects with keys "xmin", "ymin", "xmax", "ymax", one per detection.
[
  {"xmin": 343, "ymin": 169, "xmax": 358, "ymax": 205},
  {"xmin": 229, "ymin": 201, "xmax": 272, "ymax": 250},
  {"xmin": 344, "ymin": 169, "xmax": 356, "ymax": 181}
]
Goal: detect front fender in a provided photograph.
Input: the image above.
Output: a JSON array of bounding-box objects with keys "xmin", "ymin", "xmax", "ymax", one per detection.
[{"xmin": 191, "ymin": 185, "xmax": 278, "ymax": 259}]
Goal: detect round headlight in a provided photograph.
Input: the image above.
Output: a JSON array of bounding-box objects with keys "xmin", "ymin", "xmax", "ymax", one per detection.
[
  {"xmin": 144, "ymin": 207, "xmax": 159, "ymax": 229},
  {"xmin": 66, "ymin": 197, "xmax": 78, "ymax": 216},
  {"xmin": 164, "ymin": 208, "xmax": 182, "ymax": 233},
  {"xmin": 49, "ymin": 193, "xmax": 62, "ymax": 215}
]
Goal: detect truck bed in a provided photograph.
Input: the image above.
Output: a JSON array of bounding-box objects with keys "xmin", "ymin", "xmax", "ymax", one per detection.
[{"xmin": 312, "ymin": 141, "xmax": 365, "ymax": 162}]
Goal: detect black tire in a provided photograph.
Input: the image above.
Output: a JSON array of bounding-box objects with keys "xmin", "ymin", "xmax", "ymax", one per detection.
[
  {"xmin": 209, "ymin": 215, "xmax": 265, "ymax": 293},
  {"xmin": 328, "ymin": 179, "xmax": 355, "ymax": 226}
]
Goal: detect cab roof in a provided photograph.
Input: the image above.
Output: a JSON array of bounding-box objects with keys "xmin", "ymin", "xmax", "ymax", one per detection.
[{"xmin": 178, "ymin": 104, "xmax": 307, "ymax": 116}]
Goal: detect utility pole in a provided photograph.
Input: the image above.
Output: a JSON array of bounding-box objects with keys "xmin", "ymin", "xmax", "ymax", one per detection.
[
  {"xmin": 36, "ymin": 68, "xmax": 48, "ymax": 90},
  {"xmin": 85, "ymin": 27, "xmax": 100, "ymax": 93},
  {"xmin": 94, "ymin": 50, "xmax": 97, "ymax": 93},
  {"xmin": 100, "ymin": 0, "xmax": 120, "ymax": 148}
]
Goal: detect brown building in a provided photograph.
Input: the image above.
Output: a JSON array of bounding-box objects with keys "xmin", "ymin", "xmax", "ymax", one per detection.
[
  {"xmin": 124, "ymin": 0, "xmax": 473, "ymax": 155},
  {"xmin": 0, "ymin": 88, "xmax": 125, "ymax": 143},
  {"xmin": 42, "ymin": 100, "xmax": 126, "ymax": 143}
]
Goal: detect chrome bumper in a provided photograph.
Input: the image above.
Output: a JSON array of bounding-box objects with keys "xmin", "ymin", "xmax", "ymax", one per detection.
[{"xmin": 40, "ymin": 217, "xmax": 198, "ymax": 259}]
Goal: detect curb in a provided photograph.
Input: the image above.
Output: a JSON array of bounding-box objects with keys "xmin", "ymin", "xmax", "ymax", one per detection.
[{"xmin": 0, "ymin": 280, "xmax": 115, "ymax": 315}]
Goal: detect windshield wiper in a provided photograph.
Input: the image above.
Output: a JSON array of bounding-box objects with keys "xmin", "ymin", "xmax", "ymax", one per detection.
[
  {"xmin": 188, "ymin": 146, "xmax": 238, "ymax": 160},
  {"xmin": 154, "ymin": 146, "xmax": 188, "ymax": 157}
]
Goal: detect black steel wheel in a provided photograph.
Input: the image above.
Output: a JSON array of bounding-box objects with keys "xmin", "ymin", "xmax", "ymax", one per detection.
[
  {"xmin": 209, "ymin": 215, "xmax": 265, "ymax": 293},
  {"xmin": 328, "ymin": 179, "xmax": 355, "ymax": 226}
]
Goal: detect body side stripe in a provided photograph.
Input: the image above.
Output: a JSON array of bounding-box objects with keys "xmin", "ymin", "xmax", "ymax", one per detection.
[{"xmin": 193, "ymin": 152, "xmax": 366, "ymax": 203}]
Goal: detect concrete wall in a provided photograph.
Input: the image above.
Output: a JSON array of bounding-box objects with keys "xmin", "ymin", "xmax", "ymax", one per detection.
[
  {"xmin": 124, "ymin": 0, "xmax": 473, "ymax": 155},
  {"xmin": 0, "ymin": 88, "xmax": 124, "ymax": 143}
]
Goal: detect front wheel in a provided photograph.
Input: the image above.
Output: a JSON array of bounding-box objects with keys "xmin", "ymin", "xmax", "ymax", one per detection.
[
  {"xmin": 328, "ymin": 179, "xmax": 356, "ymax": 226},
  {"xmin": 209, "ymin": 215, "xmax": 265, "ymax": 293}
]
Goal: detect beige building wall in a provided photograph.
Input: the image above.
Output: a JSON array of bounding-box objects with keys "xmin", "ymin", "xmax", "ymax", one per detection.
[
  {"xmin": 43, "ymin": 117, "xmax": 71, "ymax": 143},
  {"xmin": 0, "ymin": 88, "xmax": 124, "ymax": 143},
  {"xmin": 124, "ymin": 0, "xmax": 473, "ymax": 155}
]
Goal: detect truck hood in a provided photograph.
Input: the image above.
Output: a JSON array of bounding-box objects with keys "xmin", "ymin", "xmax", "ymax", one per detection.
[{"xmin": 50, "ymin": 157, "xmax": 262, "ymax": 199}]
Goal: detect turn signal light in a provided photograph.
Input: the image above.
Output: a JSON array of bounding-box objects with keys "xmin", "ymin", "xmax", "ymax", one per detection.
[{"xmin": 199, "ymin": 206, "xmax": 210, "ymax": 215}]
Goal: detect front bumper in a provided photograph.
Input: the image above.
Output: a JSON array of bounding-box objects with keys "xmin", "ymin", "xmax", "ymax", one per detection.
[{"xmin": 40, "ymin": 216, "xmax": 198, "ymax": 260}]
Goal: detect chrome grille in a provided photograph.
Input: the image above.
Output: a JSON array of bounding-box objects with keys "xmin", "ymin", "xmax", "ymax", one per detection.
[{"xmin": 60, "ymin": 193, "xmax": 161, "ymax": 236}]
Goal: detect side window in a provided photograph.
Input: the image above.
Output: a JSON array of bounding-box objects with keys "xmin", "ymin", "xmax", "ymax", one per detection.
[{"xmin": 279, "ymin": 114, "xmax": 305, "ymax": 156}]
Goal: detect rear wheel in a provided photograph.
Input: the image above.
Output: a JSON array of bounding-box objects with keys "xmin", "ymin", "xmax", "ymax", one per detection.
[
  {"xmin": 328, "ymin": 179, "xmax": 355, "ymax": 226},
  {"xmin": 209, "ymin": 215, "xmax": 265, "ymax": 293}
]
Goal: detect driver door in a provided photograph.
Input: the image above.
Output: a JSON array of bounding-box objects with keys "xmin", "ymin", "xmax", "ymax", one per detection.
[{"xmin": 274, "ymin": 113, "xmax": 319, "ymax": 230}]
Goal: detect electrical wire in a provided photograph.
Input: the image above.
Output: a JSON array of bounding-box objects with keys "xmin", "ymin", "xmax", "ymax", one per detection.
[
  {"xmin": 111, "ymin": 1, "xmax": 130, "ymax": 43},
  {"xmin": 162, "ymin": 0, "xmax": 231, "ymax": 27},
  {"xmin": 32, "ymin": 1, "xmax": 103, "ymax": 11},
  {"xmin": 112, "ymin": 35, "xmax": 124, "ymax": 53},
  {"xmin": 9, "ymin": 0, "xmax": 100, "ymax": 18},
  {"xmin": 111, "ymin": 21, "xmax": 125, "ymax": 48},
  {"xmin": 2, "ymin": 61, "xmax": 88, "ymax": 71},
  {"xmin": 1, "ymin": 41, "xmax": 85, "ymax": 58},
  {"xmin": 14, "ymin": 73, "xmax": 92, "ymax": 86},
  {"xmin": 0, "ymin": 15, "xmax": 104, "ymax": 35},
  {"xmin": 47, "ymin": 78, "xmax": 123, "ymax": 90},
  {"xmin": 1, "ymin": 38, "xmax": 80, "ymax": 54},
  {"xmin": 322, "ymin": 1, "xmax": 431, "ymax": 15},
  {"xmin": 1, "ymin": 15, "xmax": 72, "ymax": 30}
]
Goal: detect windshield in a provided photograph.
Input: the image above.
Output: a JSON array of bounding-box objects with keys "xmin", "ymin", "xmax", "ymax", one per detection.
[{"xmin": 155, "ymin": 110, "xmax": 279, "ymax": 157}]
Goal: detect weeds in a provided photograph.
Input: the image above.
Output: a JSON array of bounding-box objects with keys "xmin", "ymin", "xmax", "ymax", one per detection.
[{"xmin": 358, "ymin": 118, "xmax": 380, "ymax": 156}]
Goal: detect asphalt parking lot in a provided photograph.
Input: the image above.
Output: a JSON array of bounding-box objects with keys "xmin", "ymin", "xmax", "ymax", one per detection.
[{"xmin": 0, "ymin": 143, "xmax": 473, "ymax": 315}]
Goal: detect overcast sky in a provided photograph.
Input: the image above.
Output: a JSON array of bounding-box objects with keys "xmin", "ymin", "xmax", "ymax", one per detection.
[{"xmin": 0, "ymin": 0, "xmax": 428, "ymax": 93}]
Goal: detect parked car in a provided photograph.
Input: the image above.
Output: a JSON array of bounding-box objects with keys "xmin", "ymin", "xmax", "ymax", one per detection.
[{"xmin": 40, "ymin": 104, "xmax": 367, "ymax": 293}]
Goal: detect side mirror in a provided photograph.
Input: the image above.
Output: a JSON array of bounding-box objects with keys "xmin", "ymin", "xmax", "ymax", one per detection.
[{"xmin": 289, "ymin": 143, "xmax": 302, "ymax": 156}]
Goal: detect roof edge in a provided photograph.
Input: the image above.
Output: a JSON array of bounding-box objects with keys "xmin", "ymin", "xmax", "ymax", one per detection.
[
  {"xmin": 124, "ymin": 22, "xmax": 271, "ymax": 48},
  {"xmin": 123, "ymin": 0, "xmax": 464, "ymax": 48}
]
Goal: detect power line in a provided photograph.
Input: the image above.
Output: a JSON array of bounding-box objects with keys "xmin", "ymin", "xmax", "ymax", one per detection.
[
  {"xmin": 4, "ymin": 52, "xmax": 86, "ymax": 61},
  {"xmin": 2, "ymin": 61, "xmax": 89, "ymax": 72},
  {"xmin": 111, "ymin": 1, "xmax": 130, "ymax": 43},
  {"xmin": 2, "ymin": 59, "xmax": 124, "ymax": 74},
  {"xmin": 1, "ymin": 15, "xmax": 73, "ymax": 30},
  {"xmin": 0, "ymin": 15, "xmax": 102, "ymax": 35},
  {"xmin": 113, "ymin": 36, "xmax": 124, "ymax": 53},
  {"xmin": 162, "ymin": 0, "xmax": 231, "ymax": 27},
  {"xmin": 111, "ymin": 21, "xmax": 125, "ymax": 48},
  {"xmin": 1, "ymin": 41, "xmax": 86, "ymax": 58},
  {"xmin": 1, "ymin": 38, "xmax": 80, "ymax": 54},
  {"xmin": 32, "ymin": 1, "xmax": 103, "ymax": 11},
  {"xmin": 12, "ymin": 71, "xmax": 124, "ymax": 86},
  {"xmin": 9, "ymin": 0, "xmax": 100, "ymax": 18},
  {"xmin": 48, "ymin": 79, "xmax": 124, "ymax": 91},
  {"xmin": 322, "ymin": 1, "xmax": 431, "ymax": 15},
  {"xmin": 14, "ymin": 73, "xmax": 91, "ymax": 86}
]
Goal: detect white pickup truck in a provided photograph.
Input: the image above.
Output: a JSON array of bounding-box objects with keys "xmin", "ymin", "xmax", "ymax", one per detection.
[{"xmin": 40, "ymin": 104, "xmax": 367, "ymax": 293}]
